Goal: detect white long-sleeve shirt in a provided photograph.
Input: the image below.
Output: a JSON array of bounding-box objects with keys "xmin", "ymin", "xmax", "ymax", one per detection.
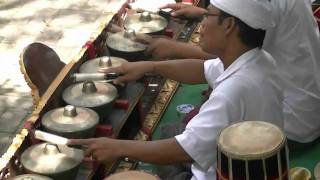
[
  {"xmin": 263, "ymin": 0, "xmax": 320, "ymax": 142},
  {"xmin": 175, "ymin": 48, "xmax": 284, "ymax": 180}
]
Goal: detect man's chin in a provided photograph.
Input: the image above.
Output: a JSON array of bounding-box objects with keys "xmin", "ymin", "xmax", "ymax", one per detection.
[{"xmin": 199, "ymin": 43, "xmax": 211, "ymax": 54}]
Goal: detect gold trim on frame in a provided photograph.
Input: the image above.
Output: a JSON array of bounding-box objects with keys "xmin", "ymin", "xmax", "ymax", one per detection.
[
  {"xmin": 113, "ymin": 79, "xmax": 179, "ymax": 172},
  {"xmin": 134, "ymin": 79, "xmax": 179, "ymax": 141}
]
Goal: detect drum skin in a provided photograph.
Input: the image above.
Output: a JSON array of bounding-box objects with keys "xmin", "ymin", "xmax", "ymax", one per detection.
[{"xmin": 216, "ymin": 121, "xmax": 289, "ymax": 180}]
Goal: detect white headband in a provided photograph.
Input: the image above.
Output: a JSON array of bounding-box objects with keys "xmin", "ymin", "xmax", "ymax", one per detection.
[{"xmin": 210, "ymin": 0, "xmax": 275, "ymax": 30}]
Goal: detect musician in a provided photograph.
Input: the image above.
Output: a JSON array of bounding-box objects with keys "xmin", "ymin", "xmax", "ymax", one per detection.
[
  {"xmin": 69, "ymin": 0, "xmax": 284, "ymax": 179},
  {"xmin": 145, "ymin": 0, "xmax": 320, "ymax": 143}
]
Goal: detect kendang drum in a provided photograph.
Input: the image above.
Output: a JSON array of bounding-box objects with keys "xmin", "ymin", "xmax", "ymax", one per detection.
[
  {"xmin": 216, "ymin": 121, "xmax": 289, "ymax": 180},
  {"xmin": 105, "ymin": 170, "xmax": 160, "ymax": 180}
]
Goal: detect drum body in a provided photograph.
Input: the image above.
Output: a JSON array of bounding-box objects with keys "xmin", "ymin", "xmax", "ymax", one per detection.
[{"xmin": 216, "ymin": 121, "xmax": 289, "ymax": 180}]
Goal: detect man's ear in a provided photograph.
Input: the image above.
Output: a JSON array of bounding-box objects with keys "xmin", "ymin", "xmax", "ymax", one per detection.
[{"xmin": 224, "ymin": 17, "xmax": 236, "ymax": 36}]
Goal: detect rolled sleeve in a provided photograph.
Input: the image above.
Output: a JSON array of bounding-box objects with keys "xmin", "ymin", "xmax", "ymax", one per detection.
[
  {"xmin": 175, "ymin": 91, "xmax": 241, "ymax": 171},
  {"xmin": 204, "ymin": 59, "xmax": 224, "ymax": 88},
  {"xmin": 175, "ymin": 130, "xmax": 215, "ymax": 171}
]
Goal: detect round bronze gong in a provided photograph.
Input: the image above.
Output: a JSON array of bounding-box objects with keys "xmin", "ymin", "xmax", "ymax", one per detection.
[
  {"xmin": 79, "ymin": 56, "xmax": 128, "ymax": 73},
  {"xmin": 13, "ymin": 174, "xmax": 53, "ymax": 180},
  {"xmin": 20, "ymin": 143, "xmax": 83, "ymax": 177},
  {"xmin": 62, "ymin": 81, "xmax": 118, "ymax": 108},
  {"xmin": 41, "ymin": 105, "xmax": 99, "ymax": 138},
  {"xmin": 124, "ymin": 11, "xmax": 168, "ymax": 34},
  {"xmin": 106, "ymin": 29, "xmax": 147, "ymax": 53}
]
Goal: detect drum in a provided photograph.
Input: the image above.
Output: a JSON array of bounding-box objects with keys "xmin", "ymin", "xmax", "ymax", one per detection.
[
  {"xmin": 105, "ymin": 170, "xmax": 160, "ymax": 180},
  {"xmin": 216, "ymin": 121, "xmax": 289, "ymax": 180}
]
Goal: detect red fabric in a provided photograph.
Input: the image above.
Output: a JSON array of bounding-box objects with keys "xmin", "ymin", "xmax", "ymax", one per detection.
[
  {"xmin": 182, "ymin": 106, "xmax": 200, "ymax": 124},
  {"xmin": 182, "ymin": 0, "xmax": 193, "ymax": 4},
  {"xmin": 95, "ymin": 125, "xmax": 113, "ymax": 137},
  {"xmin": 216, "ymin": 168, "xmax": 228, "ymax": 180},
  {"xmin": 83, "ymin": 41, "xmax": 96, "ymax": 59},
  {"xmin": 114, "ymin": 99, "xmax": 129, "ymax": 109},
  {"xmin": 140, "ymin": 127, "xmax": 152, "ymax": 140},
  {"xmin": 314, "ymin": 7, "xmax": 320, "ymax": 31},
  {"xmin": 182, "ymin": 87, "xmax": 212, "ymax": 124},
  {"xmin": 23, "ymin": 121, "xmax": 33, "ymax": 130},
  {"xmin": 165, "ymin": 28, "xmax": 174, "ymax": 38}
]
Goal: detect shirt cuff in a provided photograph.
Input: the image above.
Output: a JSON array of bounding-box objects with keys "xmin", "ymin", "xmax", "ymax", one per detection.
[
  {"xmin": 175, "ymin": 131, "xmax": 215, "ymax": 171},
  {"xmin": 204, "ymin": 58, "xmax": 224, "ymax": 88}
]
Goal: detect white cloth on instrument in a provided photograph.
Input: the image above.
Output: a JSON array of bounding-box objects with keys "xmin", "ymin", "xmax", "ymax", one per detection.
[
  {"xmin": 263, "ymin": 0, "xmax": 320, "ymax": 143},
  {"xmin": 129, "ymin": 0, "xmax": 175, "ymax": 13},
  {"xmin": 175, "ymin": 48, "xmax": 284, "ymax": 180},
  {"xmin": 210, "ymin": 0, "xmax": 275, "ymax": 30}
]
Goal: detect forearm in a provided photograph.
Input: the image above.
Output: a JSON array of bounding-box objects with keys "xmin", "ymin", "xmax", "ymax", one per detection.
[
  {"xmin": 152, "ymin": 59, "xmax": 207, "ymax": 84},
  {"xmin": 120, "ymin": 138, "xmax": 192, "ymax": 165},
  {"xmin": 175, "ymin": 42, "xmax": 216, "ymax": 60}
]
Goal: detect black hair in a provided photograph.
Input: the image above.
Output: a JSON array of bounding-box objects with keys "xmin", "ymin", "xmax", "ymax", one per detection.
[{"xmin": 217, "ymin": 10, "xmax": 266, "ymax": 48}]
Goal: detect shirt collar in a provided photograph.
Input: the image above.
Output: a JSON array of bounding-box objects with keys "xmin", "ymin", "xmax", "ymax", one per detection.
[{"xmin": 215, "ymin": 48, "xmax": 260, "ymax": 83}]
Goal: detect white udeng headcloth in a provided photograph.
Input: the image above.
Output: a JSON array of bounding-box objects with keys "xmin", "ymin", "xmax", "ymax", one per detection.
[{"xmin": 210, "ymin": 0, "xmax": 275, "ymax": 30}]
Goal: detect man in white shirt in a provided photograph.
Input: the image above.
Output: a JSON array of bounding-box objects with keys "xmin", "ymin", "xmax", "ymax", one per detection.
[
  {"xmin": 147, "ymin": 0, "xmax": 320, "ymax": 143},
  {"xmin": 69, "ymin": 0, "xmax": 284, "ymax": 179},
  {"xmin": 263, "ymin": 0, "xmax": 320, "ymax": 142}
]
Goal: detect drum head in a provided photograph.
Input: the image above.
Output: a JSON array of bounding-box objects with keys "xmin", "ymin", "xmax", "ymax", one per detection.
[
  {"xmin": 105, "ymin": 170, "xmax": 158, "ymax": 180},
  {"xmin": 218, "ymin": 121, "xmax": 285, "ymax": 159}
]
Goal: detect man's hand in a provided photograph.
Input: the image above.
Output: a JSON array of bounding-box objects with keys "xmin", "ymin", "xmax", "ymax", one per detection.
[
  {"xmin": 98, "ymin": 61, "xmax": 154, "ymax": 84},
  {"xmin": 135, "ymin": 34, "xmax": 180, "ymax": 59},
  {"xmin": 109, "ymin": 24, "xmax": 123, "ymax": 33},
  {"xmin": 68, "ymin": 137, "xmax": 123, "ymax": 163},
  {"xmin": 143, "ymin": 37, "xmax": 216, "ymax": 60},
  {"xmin": 68, "ymin": 137, "xmax": 192, "ymax": 165},
  {"xmin": 145, "ymin": 38, "xmax": 182, "ymax": 59},
  {"xmin": 135, "ymin": 33, "xmax": 154, "ymax": 44},
  {"xmin": 161, "ymin": 3, "xmax": 207, "ymax": 19}
]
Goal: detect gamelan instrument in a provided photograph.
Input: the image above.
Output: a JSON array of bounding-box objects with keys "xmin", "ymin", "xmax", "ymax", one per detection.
[
  {"xmin": 62, "ymin": 81, "xmax": 118, "ymax": 119},
  {"xmin": 106, "ymin": 29, "xmax": 147, "ymax": 61},
  {"xmin": 12, "ymin": 174, "xmax": 53, "ymax": 180},
  {"xmin": 20, "ymin": 143, "xmax": 83, "ymax": 180},
  {"xmin": 41, "ymin": 105, "xmax": 99, "ymax": 139},
  {"xmin": 79, "ymin": 56, "xmax": 128, "ymax": 74},
  {"xmin": 124, "ymin": 11, "xmax": 168, "ymax": 34}
]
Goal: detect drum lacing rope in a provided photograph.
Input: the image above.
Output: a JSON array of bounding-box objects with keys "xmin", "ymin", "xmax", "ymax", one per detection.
[{"xmin": 216, "ymin": 167, "xmax": 289, "ymax": 180}]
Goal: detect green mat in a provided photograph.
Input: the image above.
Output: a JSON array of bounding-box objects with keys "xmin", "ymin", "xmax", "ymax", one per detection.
[{"xmin": 152, "ymin": 83, "xmax": 208, "ymax": 139}]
